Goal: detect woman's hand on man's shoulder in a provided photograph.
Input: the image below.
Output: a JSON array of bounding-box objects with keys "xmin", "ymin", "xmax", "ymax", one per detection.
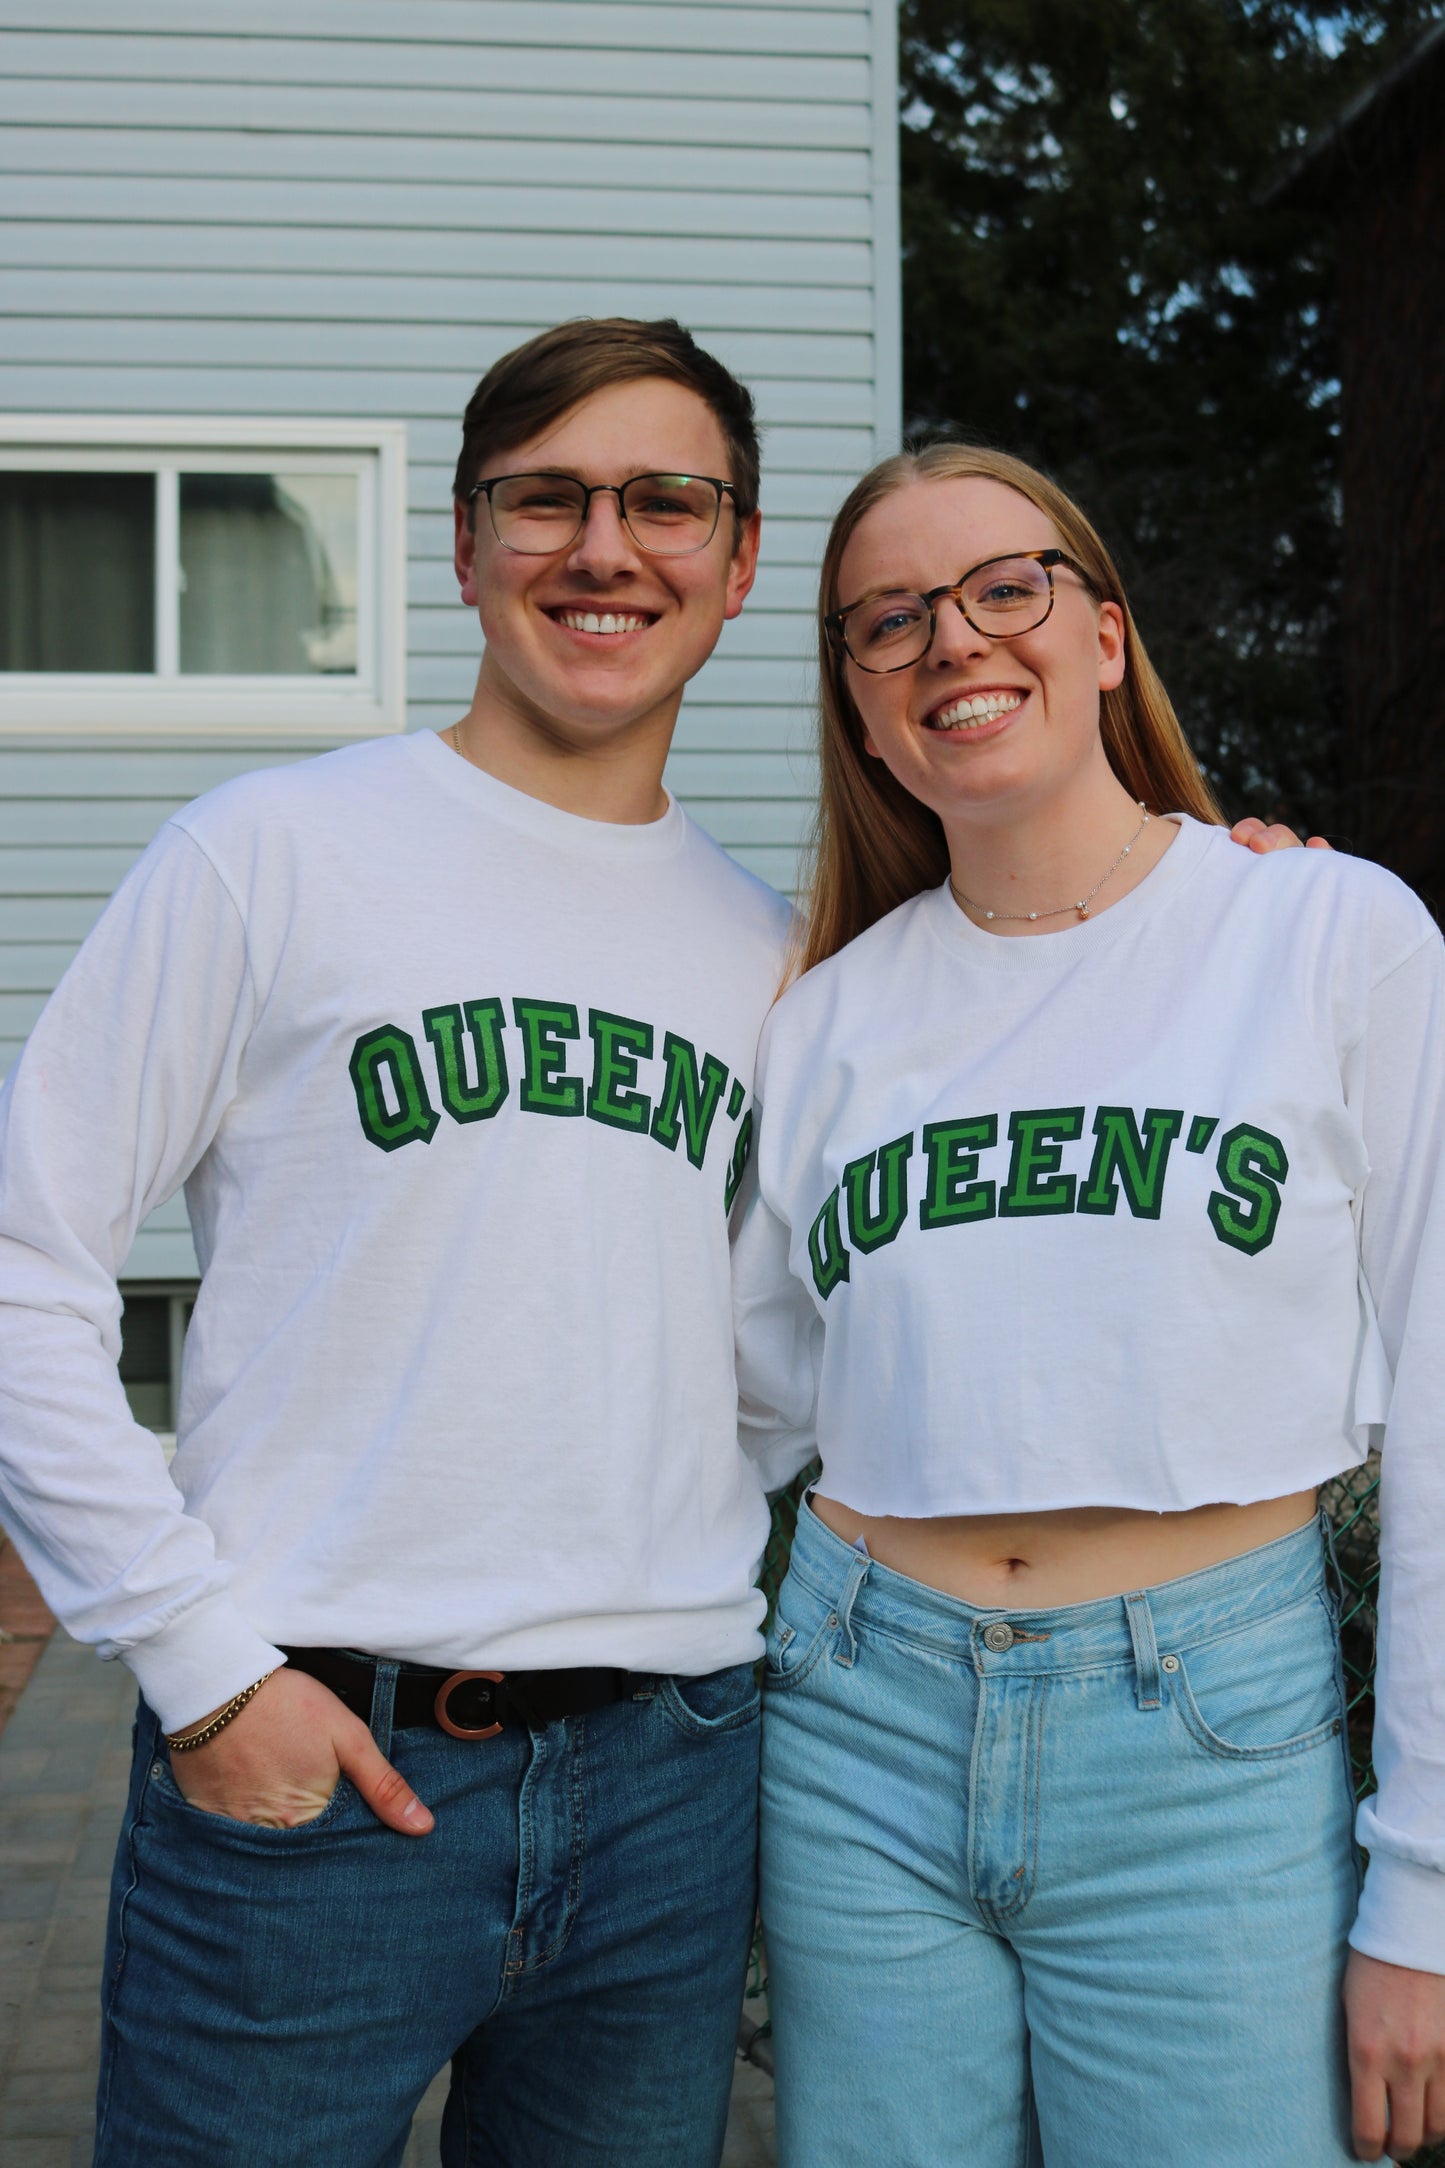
[{"xmin": 1229, "ymin": 817, "xmax": 1333, "ymax": 853}]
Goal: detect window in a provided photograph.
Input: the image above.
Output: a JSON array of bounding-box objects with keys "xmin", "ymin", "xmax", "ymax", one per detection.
[
  {"xmin": 0, "ymin": 418, "xmax": 406, "ymax": 735},
  {"xmin": 118, "ymin": 1284, "xmax": 196, "ymax": 1447}
]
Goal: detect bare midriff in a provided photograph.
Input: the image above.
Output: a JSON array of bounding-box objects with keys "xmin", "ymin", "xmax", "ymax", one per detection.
[{"xmin": 809, "ymin": 1489, "xmax": 1319, "ymax": 1609}]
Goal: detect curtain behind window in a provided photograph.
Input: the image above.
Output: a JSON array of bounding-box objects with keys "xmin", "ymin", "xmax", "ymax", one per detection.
[
  {"xmin": 0, "ymin": 472, "xmax": 155, "ymax": 671},
  {"xmin": 180, "ymin": 474, "xmax": 356, "ymax": 674}
]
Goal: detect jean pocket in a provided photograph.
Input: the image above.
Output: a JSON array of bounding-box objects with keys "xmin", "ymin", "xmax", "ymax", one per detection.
[
  {"xmin": 763, "ymin": 1575, "xmax": 838, "ymax": 1692},
  {"xmin": 146, "ymin": 1756, "xmax": 359, "ymax": 1839},
  {"xmin": 655, "ymin": 1662, "xmax": 761, "ymax": 1738},
  {"xmin": 1167, "ymin": 1590, "xmax": 1346, "ymax": 1762}
]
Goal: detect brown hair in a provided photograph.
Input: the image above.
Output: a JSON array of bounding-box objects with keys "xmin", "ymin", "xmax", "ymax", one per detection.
[
  {"xmin": 452, "ymin": 317, "xmax": 761, "ymax": 532},
  {"xmin": 798, "ymin": 442, "xmax": 1224, "ymax": 975}
]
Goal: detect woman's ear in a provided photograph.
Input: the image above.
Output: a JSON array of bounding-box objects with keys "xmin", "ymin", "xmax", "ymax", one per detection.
[{"xmin": 1097, "ymin": 601, "xmax": 1127, "ymax": 692}]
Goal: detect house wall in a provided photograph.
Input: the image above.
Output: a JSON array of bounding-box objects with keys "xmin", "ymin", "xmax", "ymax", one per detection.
[{"xmin": 0, "ymin": 0, "xmax": 901, "ymax": 1275}]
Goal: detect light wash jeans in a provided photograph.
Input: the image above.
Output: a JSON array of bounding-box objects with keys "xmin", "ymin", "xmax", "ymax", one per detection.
[
  {"xmin": 760, "ymin": 1501, "xmax": 1360, "ymax": 2168},
  {"xmin": 95, "ymin": 1662, "xmax": 760, "ymax": 2167}
]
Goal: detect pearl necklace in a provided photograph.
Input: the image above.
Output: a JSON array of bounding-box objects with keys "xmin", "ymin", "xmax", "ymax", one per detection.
[{"xmin": 949, "ymin": 804, "xmax": 1151, "ymax": 924}]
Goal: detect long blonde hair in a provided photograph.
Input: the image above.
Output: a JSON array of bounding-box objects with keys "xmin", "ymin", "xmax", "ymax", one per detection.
[{"xmin": 797, "ymin": 444, "xmax": 1223, "ymax": 975}]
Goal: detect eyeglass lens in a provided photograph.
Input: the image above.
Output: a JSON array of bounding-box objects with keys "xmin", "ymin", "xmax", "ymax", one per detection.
[
  {"xmin": 844, "ymin": 555, "xmax": 1055, "ymax": 669},
  {"xmin": 486, "ymin": 474, "xmax": 723, "ymax": 556}
]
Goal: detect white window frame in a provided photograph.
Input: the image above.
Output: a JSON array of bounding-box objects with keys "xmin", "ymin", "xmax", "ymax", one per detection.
[{"xmin": 0, "ymin": 416, "xmax": 407, "ymax": 737}]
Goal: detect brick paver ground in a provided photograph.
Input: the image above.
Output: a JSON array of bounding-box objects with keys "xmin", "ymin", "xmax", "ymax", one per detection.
[
  {"xmin": 0, "ymin": 1533, "xmax": 56, "ymax": 1740},
  {"xmin": 0, "ymin": 1628, "xmax": 776, "ymax": 2166}
]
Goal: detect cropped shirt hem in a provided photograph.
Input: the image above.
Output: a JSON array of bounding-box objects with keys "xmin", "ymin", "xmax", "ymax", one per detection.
[{"xmin": 805, "ymin": 1445, "xmax": 1368, "ymax": 1524}]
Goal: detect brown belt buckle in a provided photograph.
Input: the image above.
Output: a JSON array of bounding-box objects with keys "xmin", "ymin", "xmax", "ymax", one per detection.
[{"xmin": 434, "ymin": 1670, "xmax": 505, "ymax": 1740}]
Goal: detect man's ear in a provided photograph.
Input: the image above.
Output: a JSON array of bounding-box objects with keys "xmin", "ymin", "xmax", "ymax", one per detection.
[
  {"xmin": 723, "ymin": 509, "xmax": 763, "ymax": 621},
  {"xmin": 454, "ymin": 497, "xmax": 479, "ymax": 609}
]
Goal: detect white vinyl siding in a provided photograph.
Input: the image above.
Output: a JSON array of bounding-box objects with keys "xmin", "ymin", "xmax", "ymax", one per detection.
[{"xmin": 0, "ymin": 0, "xmax": 900, "ymax": 1274}]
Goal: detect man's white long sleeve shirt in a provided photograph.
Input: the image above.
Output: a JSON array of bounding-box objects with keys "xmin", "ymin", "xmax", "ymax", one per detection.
[{"xmin": 0, "ymin": 730, "xmax": 791, "ymax": 1732}]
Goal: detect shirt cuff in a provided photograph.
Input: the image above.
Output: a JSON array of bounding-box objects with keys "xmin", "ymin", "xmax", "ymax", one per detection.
[
  {"xmin": 117, "ymin": 1593, "xmax": 288, "ymax": 1736},
  {"xmin": 1351, "ymin": 1849, "xmax": 1445, "ymax": 1977}
]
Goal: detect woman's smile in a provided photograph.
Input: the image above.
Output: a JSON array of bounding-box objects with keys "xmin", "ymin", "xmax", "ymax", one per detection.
[{"xmin": 921, "ymin": 683, "xmax": 1030, "ymax": 736}]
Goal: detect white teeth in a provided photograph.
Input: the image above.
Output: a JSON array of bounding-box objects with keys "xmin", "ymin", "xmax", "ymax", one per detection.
[
  {"xmin": 930, "ymin": 690, "xmax": 1024, "ymax": 731},
  {"xmin": 557, "ymin": 609, "xmax": 648, "ymax": 635}
]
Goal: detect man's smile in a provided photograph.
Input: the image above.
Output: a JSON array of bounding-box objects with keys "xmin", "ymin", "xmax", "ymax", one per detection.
[{"xmin": 546, "ymin": 606, "xmax": 659, "ymax": 638}]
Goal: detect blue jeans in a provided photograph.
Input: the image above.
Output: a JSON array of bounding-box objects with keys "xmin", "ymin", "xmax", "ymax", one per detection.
[
  {"xmin": 760, "ymin": 1502, "xmax": 1360, "ymax": 2168},
  {"xmin": 95, "ymin": 1661, "xmax": 760, "ymax": 2166}
]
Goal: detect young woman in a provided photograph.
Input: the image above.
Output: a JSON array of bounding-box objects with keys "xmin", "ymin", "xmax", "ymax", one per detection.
[{"xmin": 735, "ymin": 444, "xmax": 1445, "ymax": 2167}]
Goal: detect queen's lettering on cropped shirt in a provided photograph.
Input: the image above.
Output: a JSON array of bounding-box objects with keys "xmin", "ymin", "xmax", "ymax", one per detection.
[{"xmin": 803, "ymin": 1101, "xmax": 1286, "ymax": 1297}]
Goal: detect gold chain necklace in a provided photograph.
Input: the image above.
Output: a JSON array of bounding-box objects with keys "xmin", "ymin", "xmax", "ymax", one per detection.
[{"xmin": 949, "ymin": 803, "xmax": 1151, "ymax": 924}]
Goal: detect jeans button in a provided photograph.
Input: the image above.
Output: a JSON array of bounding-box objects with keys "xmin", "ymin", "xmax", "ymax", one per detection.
[{"xmin": 983, "ymin": 1622, "xmax": 1015, "ymax": 1653}]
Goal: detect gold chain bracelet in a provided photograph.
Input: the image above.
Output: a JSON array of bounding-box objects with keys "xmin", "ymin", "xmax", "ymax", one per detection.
[{"xmin": 164, "ymin": 1670, "xmax": 277, "ymax": 1753}]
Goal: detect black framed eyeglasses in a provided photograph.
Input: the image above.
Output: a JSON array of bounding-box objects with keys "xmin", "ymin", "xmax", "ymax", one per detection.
[
  {"xmin": 824, "ymin": 548, "xmax": 1100, "ymax": 673},
  {"xmin": 466, "ymin": 471, "xmax": 738, "ymax": 557}
]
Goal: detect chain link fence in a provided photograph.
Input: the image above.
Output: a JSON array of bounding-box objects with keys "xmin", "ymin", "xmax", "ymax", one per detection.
[
  {"xmin": 751, "ymin": 1461, "xmax": 1445, "ymax": 2168},
  {"xmin": 1323, "ymin": 1455, "xmax": 1382, "ymax": 1798}
]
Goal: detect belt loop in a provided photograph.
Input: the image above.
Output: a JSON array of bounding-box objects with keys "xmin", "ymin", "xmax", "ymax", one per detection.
[
  {"xmin": 368, "ymin": 1659, "xmax": 399, "ymax": 1755},
  {"xmin": 1123, "ymin": 1590, "xmax": 1163, "ymax": 1711},
  {"xmin": 834, "ymin": 1541, "xmax": 872, "ymax": 1669}
]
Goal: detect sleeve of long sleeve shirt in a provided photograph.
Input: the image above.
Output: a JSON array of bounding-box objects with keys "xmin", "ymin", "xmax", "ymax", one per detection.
[
  {"xmin": 732, "ymin": 1100, "xmax": 824, "ymax": 1497},
  {"xmin": 0, "ymin": 819, "xmax": 285, "ymax": 1733},
  {"xmin": 1347, "ymin": 924, "xmax": 1445, "ymax": 1974}
]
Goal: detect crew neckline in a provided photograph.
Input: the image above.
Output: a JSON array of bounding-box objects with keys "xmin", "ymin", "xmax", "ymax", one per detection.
[
  {"xmin": 921, "ymin": 812, "xmax": 1216, "ymax": 970},
  {"xmin": 405, "ymin": 725, "xmax": 686, "ymax": 862}
]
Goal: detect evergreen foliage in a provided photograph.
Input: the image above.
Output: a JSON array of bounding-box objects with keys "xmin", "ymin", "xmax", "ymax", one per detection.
[{"xmin": 899, "ymin": 0, "xmax": 1444, "ymax": 833}]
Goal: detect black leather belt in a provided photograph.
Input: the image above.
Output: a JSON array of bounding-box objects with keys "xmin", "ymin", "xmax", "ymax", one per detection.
[{"xmin": 280, "ymin": 1647, "xmax": 640, "ymax": 1740}]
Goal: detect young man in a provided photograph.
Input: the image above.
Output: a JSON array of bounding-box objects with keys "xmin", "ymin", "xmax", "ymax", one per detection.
[{"xmin": 0, "ymin": 319, "xmax": 789, "ymax": 2168}]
